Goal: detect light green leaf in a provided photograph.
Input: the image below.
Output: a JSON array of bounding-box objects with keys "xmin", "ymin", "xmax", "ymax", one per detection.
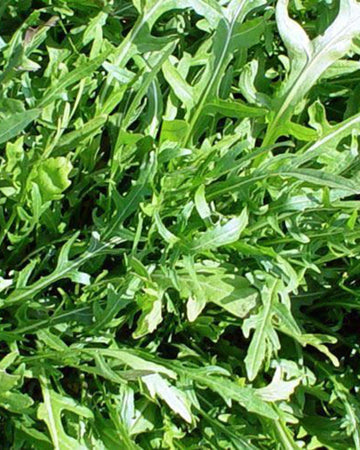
[
  {"xmin": 300, "ymin": 334, "xmax": 340, "ymax": 367},
  {"xmin": 255, "ymin": 367, "xmax": 301, "ymax": 402},
  {"xmin": 277, "ymin": 169, "xmax": 359, "ymax": 194},
  {"xmin": 225, "ymin": 0, "xmax": 266, "ymax": 22},
  {"xmin": 142, "ymin": 373, "xmax": 193, "ymax": 423},
  {"xmin": 31, "ymin": 157, "xmax": 73, "ymax": 201},
  {"xmin": 83, "ymin": 349, "xmax": 176, "ymax": 379},
  {"xmin": 179, "ymin": 267, "xmax": 258, "ymax": 320},
  {"xmin": 0, "ymin": 391, "xmax": 34, "ymax": 413},
  {"xmin": 162, "ymin": 58, "xmax": 195, "ymax": 110},
  {"xmin": 188, "ymin": 371, "xmax": 277, "ymax": 419},
  {"xmin": 37, "ymin": 330, "xmax": 68, "ymax": 352},
  {"xmin": 191, "ymin": 209, "xmax": 248, "ymax": 251},
  {"xmin": 82, "ymin": 11, "xmax": 108, "ymax": 46},
  {"xmin": 133, "ymin": 290, "xmax": 163, "ymax": 338},
  {"xmin": 154, "ymin": 211, "xmax": 179, "ymax": 245},
  {"xmin": 276, "ymin": 0, "xmax": 312, "ymax": 91},
  {"xmin": 57, "ymin": 115, "xmax": 107, "ymax": 151},
  {"xmin": 0, "ymin": 371, "xmax": 20, "ymax": 393},
  {"xmin": 160, "ymin": 120, "xmax": 189, "ymax": 143},
  {"xmin": 194, "ymin": 185, "xmax": 211, "ymax": 220},
  {"xmin": 38, "ymin": 376, "xmax": 93, "ymax": 450}
]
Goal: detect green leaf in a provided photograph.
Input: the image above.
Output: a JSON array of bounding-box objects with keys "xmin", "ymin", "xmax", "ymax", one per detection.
[
  {"xmin": 83, "ymin": 348, "xmax": 176, "ymax": 379},
  {"xmin": 92, "ymin": 283, "xmax": 133, "ymax": 332},
  {"xmin": 289, "ymin": 111, "xmax": 360, "ymax": 168},
  {"xmin": 133, "ymin": 290, "xmax": 163, "ymax": 338},
  {"xmin": 31, "ymin": 157, "xmax": 73, "ymax": 201},
  {"xmin": 265, "ymin": 0, "xmax": 360, "ymax": 144},
  {"xmin": 244, "ymin": 279, "xmax": 280, "ymax": 381},
  {"xmin": 38, "ymin": 375, "xmax": 93, "ymax": 450},
  {"xmin": 255, "ymin": 367, "xmax": 301, "ymax": 402},
  {"xmin": 0, "ymin": 371, "xmax": 19, "ymax": 393},
  {"xmin": 183, "ymin": 1, "xmax": 266, "ymax": 145},
  {"xmin": 204, "ymin": 98, "xmax": 267, "ymax": 119},
  {"xmin": 0, "ymin": 391, "xmax": 34, "ymax": 413},
  {"xmin": 142, "ymin": 373, "xmax": 193, "ymax": 423},
  {"xmin": 104, "ymin": 153, "xmax": 156, "ymax": 238},
  {"xmin": 191, "ymin": 209, "xmax": 248, "ymax": 251},
  {"xmin": 39, "ymin": 49, "xmax": 112, "ymax": 108},
  {"xmin": 178, "ymin": 266, "xmax": 258, "ymax": 321},
  {"xmin": 56, "ymin": 115, "xmax": 107, "ymax": 151},
  {"xmin": 1, "ymin": 1, "xmax": 360, "ymax": 446},
  {"xmin": 188, "ymin": 371, "xmax": 277, "ymax": 419},
  {"xmin": 277, "ymin": 169, "xmax": 359, "ymax": 194},
  {"xmin": 194, "ymin": 185, "xmax": 211, "ymax": 220},
  {"xmin": 160, "ymin": 120, "xmax": 189, "ymax": 143},
  {"xmin": 276, "ymin": 0, "xmax": 312, "ymax": 93},
  {"xmin": 162, "ymin": 58, "xmax": 194, "ymax": 111},
  {"xmin": 0, "ymin": 109, "xmax": 40, "ymax": 145}
]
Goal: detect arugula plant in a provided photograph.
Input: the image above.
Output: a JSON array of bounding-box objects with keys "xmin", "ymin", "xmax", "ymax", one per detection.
[{"xmin": 0, "ymin": 0, "xmax": 360, "ymax": 448}]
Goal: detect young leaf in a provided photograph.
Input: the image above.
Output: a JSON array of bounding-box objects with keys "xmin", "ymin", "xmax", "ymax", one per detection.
[{"xmin": 31, "ymin": 157, "xmax": 73, "ymax": 201}]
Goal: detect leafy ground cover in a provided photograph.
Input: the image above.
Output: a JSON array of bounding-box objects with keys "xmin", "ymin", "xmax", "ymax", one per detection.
[{"xmin": 1, "ymin": 0, "xmax": 360, "ymax": 448}]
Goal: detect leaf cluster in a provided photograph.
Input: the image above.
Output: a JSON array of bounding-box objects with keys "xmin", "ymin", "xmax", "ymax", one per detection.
[{"xmin": 1, "ymin": 0, "xmax": 360, "ymax": 448}]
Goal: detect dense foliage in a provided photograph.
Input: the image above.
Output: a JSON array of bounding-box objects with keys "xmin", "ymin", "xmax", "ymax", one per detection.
[{"xmin": 1, "ymin": 0, "xmax": 360, "ymax": 448}]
